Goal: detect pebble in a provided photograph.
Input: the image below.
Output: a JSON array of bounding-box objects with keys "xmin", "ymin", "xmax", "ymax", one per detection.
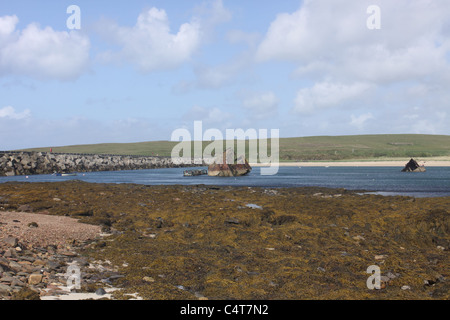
[
  {"xmin": 3, "ymin": 237, "xmax": 18, "ymax": 247},
  {"xmin": 401, "ymin": 285, "xmax": 411, "ymax": 290},
  {"xmin": 18, "ymin": 205, "xmax": 33, "ymax": 212},
  {"xmin": 142, "ymin": 276, "xmax": 155, "ymax": 283},
  {"xmin": 28, "ymin": 274, "xmax": 43, "ymax": 285},
  {"xmin": 0, "ymin": 237, "xmax": 125, "ymax": 300},
  {"xmin": 245, "ymin": 204, "xmax": 263, "ymax": 209},
  {"xmin": 95, "ymin": 288, "xmax": 106, "ymax": 296},
  {"xmin": 0, "ymin": 284, "xmax": 12, "ymax": 295},
  {"xmin": 352, "ymin": 235, "xmax": 365, "ymax": 241}
]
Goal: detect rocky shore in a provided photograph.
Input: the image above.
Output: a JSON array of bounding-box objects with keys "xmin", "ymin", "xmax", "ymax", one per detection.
[
  {"xmin": 0, "ymin": 152, "xmax": 181, "ymax": 177},
  {"xmin": 0, "ymin": 235, "xmax": 125, "ymax": 300},
  {"xmin": 0, "ymin": 181, "xmax": 448, "ymax": 300},
  {"xmin": 0, "ymin": 211, "xmax": 128, "ymax": 300}
]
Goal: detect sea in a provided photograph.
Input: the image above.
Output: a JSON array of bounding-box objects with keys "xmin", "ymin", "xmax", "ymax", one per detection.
[{"xmin": 1, "ymin": 166, "xmax": 450, "ymax": 198}]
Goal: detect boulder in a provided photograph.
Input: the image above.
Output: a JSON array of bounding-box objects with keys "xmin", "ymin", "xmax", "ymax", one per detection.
[
  {"xmin": 208, "ymin": 148, "xmax": 252, "ymax": 177},
  {"xmin": 401, "ymin": 158, "xmax": 426, "ymax": 172}
]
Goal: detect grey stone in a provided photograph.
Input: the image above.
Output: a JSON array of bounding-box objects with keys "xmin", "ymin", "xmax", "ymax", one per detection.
[
  {"xmin": 11, "ymin": 278, "xmax": 26, "ymax": 287},
  {"xmin": 0, "ymin": 276, "xmax": 16, "ymax": 283},
  {"xmin": 4, "ymin": 249, "xmax": 17, "ymax": 258},
  {"xmin": 8, "ymin": 261, "xmax": 22, "ymax": 272},
  {"xmin": 18, "ymin": 205, "xmax": 33, "ymax": 212},
  {"xmin": 3, "ymin": 237, "xmax": 18, "ymax": 247},
  {"xmin": 95, "ymin": 288, "xmax": 107, "ymax": 296},
  {"xmin": 0, "ymin": 283, "xmax": 12, "ymax": 295}
]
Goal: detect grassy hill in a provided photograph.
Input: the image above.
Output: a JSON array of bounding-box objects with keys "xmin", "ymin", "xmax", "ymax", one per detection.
[{"xmin": 18, "ymin": 134, "xmax": 450, "ymax": 161}]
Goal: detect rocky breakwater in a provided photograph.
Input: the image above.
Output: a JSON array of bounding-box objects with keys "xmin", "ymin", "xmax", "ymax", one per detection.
[{"xmin": 0, "ymin": 152, "xmax": 178, "ymax": 176}]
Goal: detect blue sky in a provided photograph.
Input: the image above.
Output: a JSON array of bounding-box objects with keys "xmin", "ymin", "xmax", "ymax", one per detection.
[{"xmin": 1, "ymin": 0, "xmax": 449, "ymax": 149}]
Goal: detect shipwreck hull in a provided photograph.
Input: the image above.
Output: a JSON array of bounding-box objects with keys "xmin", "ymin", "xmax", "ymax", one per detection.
[
  {"xmin": 207, "ymin": 149, "xmax": 252, "ymax": 177},
  {"xmin": 401, "ymin": 158, "xmax": 426, "ymax": 172}
]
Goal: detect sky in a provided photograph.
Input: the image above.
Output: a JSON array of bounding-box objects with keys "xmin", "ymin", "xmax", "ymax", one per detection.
[{"xmin": 1, "ymin": 0, "xmax": 450, "ymax": 149}]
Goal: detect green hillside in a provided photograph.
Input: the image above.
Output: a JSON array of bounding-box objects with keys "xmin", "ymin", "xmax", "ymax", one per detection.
[{"xmin": 18, "ymin": 134, "xmax": 450, "ymax": 161}]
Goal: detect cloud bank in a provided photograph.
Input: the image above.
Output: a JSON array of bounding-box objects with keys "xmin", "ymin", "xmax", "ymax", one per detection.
[{"xmin": 0, "ymin": 15, "xmax": 90, "ymax": 80}]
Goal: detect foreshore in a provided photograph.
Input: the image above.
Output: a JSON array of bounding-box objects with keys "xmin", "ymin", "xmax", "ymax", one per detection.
[{"xmin": 0, "ymin": 181, "xmax": 448, "ymax": 300}]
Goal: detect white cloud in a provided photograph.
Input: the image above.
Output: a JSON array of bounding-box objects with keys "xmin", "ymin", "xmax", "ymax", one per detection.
[
  {"xmin": 0, "ymin": 15, "xmax": 18, "ymax": 36},
  {"xmin": 97, "ymin": 8, "xmax": 201, "ymax": 73},
  {"xmin": 242, "ymin": 91, "xmax": 278, "ymax": 120},
  {"xmin": 194, "ymin": 52, "xmax": 252, "ymax": 89},
  {"xmin": 182, "ymin": 105, "xmax": 233, "ymax": 127},
  {"xmin": 255, "ymin": 0, "xmax": 450, "ymax": 135},
  {"xmin": 194, "ymin": 0, "xmax": 232, "ymax": 32},
  {"xmin": 95, "ymin": 0, "xmax": 233, "ymax": 74},
  {"xmin": 293, "ymin": 81, "xmax": 372, "ymax": 115},
  {"xmin": 256, "ymin": 0, "xmax": 450, "ymax": 84},
  {"xmin": 0, "ymin": 15, "xmax": 90, "ymax": 80},
  {"xmin": 172, "ymin": 49, "xmax": 254, "ymax": 92},
  {"xmin": 0, "ymin": 113, "xmax": 172, "ymax": 150},
  {"xmin": 350, "ymin": 113, "xmax": 375, "ymax": 130},
  {"xmin": 0, "ymin": 106, "xmax": 31, "ymax": 120}
]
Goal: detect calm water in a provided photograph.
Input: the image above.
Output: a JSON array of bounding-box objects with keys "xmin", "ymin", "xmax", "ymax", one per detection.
[{"xmin": 1, "ymin": 166, "xmax": 450, "ymax": 198}]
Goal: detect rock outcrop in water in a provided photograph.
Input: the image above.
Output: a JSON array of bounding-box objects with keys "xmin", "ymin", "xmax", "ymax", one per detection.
[
  {"xmin": 401, "ymin": 158, "xmax": 426, "ymax": 172},
  {"xmin": 208, "ymin": 148, "xmax": 252, "ymax": 177}
]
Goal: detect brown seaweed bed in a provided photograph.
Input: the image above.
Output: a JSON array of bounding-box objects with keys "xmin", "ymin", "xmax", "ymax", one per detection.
[{"xmin": 0, "ymin": 181, "xmax": 448, "ymax": 300}]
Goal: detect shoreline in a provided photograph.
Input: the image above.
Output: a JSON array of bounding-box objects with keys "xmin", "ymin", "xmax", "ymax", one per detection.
[{"xmin": 250, "ymin": 160, "xmax": 450, "ymax": 167}]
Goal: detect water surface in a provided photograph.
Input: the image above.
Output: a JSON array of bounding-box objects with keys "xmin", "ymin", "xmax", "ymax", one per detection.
[{"xmin": 1, "ymin": 166, "xmax": 449, "ymax": 198}]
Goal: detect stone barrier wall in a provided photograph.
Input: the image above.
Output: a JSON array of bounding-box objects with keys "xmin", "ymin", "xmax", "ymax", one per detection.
[{"xmin": 0, "ymin": 152, "xmax": 183, "ymax": 176}]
